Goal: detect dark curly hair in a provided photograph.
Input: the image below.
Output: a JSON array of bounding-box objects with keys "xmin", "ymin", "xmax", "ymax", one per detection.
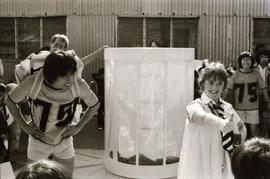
[
  {"xmin": 43, "ymin": 51, "xmax": 77, "ymax": 84},
  {"xmin": 231, "ymin": 137, "xmax": 270, "ymax": 179},
  {"xmin": 237, "ymin": 51, "xmax": 255, "ymax": 69},
  {"xmin": 255, "ymin": 49, "xmax": 270, "ymax": 64}
]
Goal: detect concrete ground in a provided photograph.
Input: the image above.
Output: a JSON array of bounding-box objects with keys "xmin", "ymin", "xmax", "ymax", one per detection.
[{"xmin": 8, "ymin": 116, "xmax": 177, "ymax": 179}]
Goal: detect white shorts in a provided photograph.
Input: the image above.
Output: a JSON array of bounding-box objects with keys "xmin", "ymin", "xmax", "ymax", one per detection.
[
  {"xmin": 27, "ymin": 136, "xmax": 74, "ymax": 161},
  {"xmin": 236, "ymin": 110, "xmax": 259, "ymax": 124}
]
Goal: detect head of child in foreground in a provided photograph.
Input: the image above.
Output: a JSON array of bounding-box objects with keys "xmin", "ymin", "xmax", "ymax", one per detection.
[
  {"xmin": 231, "ymin": 137, "xmax": 270, "ymax": 179},
  {"xmin": 43, "ymin": 51, "xmax": 77, "ymax": 90},
  {"xmin": 16, "ymin": 159, "xmax": 69, "ymax": 179},
  {"xmin": 238, "ymin": 52, "xmax": 255, "ymax": 70},
  {"xmin": 199, "ymin": 62, "xmax": 228, "ymax": 102}
]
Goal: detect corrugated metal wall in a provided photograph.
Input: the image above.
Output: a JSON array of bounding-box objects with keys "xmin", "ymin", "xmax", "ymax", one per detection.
[
  {"xmin": 0, "ymin": 0, "xmax": 270, "ymax": 82},
  {"xmin": 68, "ymin": 15, "xmax": 115, "ymax": 81}
]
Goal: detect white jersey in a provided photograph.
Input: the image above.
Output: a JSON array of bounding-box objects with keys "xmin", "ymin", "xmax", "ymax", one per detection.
[{"xmin": 9, "ymin": 70, "xmax": 98, "ymax": 145}]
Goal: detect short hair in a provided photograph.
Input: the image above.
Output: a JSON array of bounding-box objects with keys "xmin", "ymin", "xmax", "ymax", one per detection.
[
  {"xmin": 149, "ymin": 39, "xmax": 162, "ymax": 47},
  {"xmin": 15, "ymin": 159, "xmax": 69, "ymax": 179},
  {"xmin": 231, "ymin": 137, "xmax": 270, "ymax": 179},
  {"xmin": 50, "ymin": 34, "xmax": 69, "ymax": 50},
  {"xmin": 43, "ymin": 51, "xmax": 77, "ymax": 84},
  {"xmin": 237, "ymin": 51, "xmax": 255, "ymax": 69},
  {"xmin": 199, "ymin": 62, "xmax": 228, "ymax": 90},
  {"xmin": 255, "ymin": 49, "xmax": 270, "ymax": 64},
  {"xmin": 254, "ymin": 44, "xmax": 266, "ymax": 54}
]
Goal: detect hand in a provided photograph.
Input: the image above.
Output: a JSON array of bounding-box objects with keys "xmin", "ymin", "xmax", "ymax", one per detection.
[
  {"xmin": 24, "ymin": 121, "xmax": 45, "ymax": 139},
  {"xmin": 218, "ymin": 114, "xmax": 234, "ymax": 134},
  {"xmin": 61, "ymin": 124, "xmax": 81, "ymax": 138},
  {"xmin": 101, "ymin": 45, "xmax": 109, "ymax": 49}
]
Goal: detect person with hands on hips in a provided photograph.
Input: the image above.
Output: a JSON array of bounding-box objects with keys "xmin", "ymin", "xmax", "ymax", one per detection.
[
  {"xmin": 5, "ymin": 50, "xmax": 99, "ymax": 177},
  {"xmin": 178, "ymin": 62, "xmax": 246, "ymax": 179}
]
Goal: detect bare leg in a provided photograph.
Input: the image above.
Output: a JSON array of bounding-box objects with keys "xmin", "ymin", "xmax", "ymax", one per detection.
[{"xmin": 249, "ymin": 124, "xmax": 259, "ymax": 137}]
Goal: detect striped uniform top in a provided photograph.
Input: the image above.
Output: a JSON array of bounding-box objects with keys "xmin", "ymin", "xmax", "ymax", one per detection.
[
  {"xmin": 226, "ymin": 69, "xmax": 266, "ymax": 111},
  {"xmin": 8, "ymin": 70, "xmax": 98, "ymax": 145}
]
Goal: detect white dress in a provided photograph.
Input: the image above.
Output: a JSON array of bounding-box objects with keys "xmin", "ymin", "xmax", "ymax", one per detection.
[{"xmin": 178, "ymin": 93, "xmax": 243, "ymax": 179}]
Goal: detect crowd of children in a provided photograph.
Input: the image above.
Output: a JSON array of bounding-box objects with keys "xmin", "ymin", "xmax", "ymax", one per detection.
[{"xmin": 2, "ymin": 33, "xmax": 270, "ymax": 178}]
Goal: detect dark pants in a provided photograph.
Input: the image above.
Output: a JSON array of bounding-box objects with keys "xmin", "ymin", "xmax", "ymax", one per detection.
[{"xmin": 97, "ymin": 98, "xmax": 104, "ymax": 128}]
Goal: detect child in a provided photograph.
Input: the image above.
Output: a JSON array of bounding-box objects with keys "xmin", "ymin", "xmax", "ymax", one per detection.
[
  {"xmin": 223, "ymin": 51, "xmax": 269, "ymax": 138},
  {"xmin": 178, "ymin": 62, "xmax": 246, "ymax": 179},
  {"xmin": 231, "ymin": 137, "xmax": 270, "ymax": 179},
  {"xmin": 257, "ymin": 49, "xmax": 270, "ymax": 137},
  {"xmin": 5, "ymin": 51, "xmax": 99, "ymax": 176},
  {"xmin": 16, "ymin": 159, "xmax": 69, "ymax": 179},
  {"xmin": 148, "ymin": 38, "xmax": 162, "ymax": 47}
]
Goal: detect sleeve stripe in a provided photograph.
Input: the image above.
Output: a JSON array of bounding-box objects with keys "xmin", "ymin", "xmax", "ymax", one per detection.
[
  {"xmin": 226, "ymin": 88, "xmax": 233, "ymax": 91},
  {"xmin": 7, "ymin": 95, "xmax": 16, "ymax": 103},
  {"xmin": 88, "ymin": 101, "xmax": 99, "ymax": 108}
]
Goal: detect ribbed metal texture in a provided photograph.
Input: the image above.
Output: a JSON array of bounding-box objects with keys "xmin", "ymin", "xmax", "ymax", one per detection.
[
  {"xmin": 1, "ymin": 59, "xmax": 19, "ymax": 83},
  {"xmin": 198, "ymin": 15, "xmax": 250, "ymax": 67},
  {"xmin": 1, "ymin": 0, "xmax": 270, "ymax": 17},
  {"xmin": 68, "ymin": 15, "xmax": 115, "ymax": 82},
  {"xmin": 0, "ymin": 0, "xmax": 269, "ymax": 81}
]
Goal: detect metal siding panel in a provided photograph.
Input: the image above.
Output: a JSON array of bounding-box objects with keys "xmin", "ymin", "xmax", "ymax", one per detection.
[
  {"xmin": 0, "ymin": 0, "xmax": 269, "ymax": 17},
  {"xmin": 0, "ymin": 0, "xmax": 265, "ymax": 74},
  {"xmin": 1, "ymin": 59, "xmax": 18, "ymax": 82},
  {"xmin": 197, "ymin": 15, "xmax": 250, "ymax": 67},
  {"xmin": 266, "ymin": 0, "xmax": 270, "ymax": 16},
  {"xmin": 68, "ymin": 15, "xmax": 115, "ymax": 83}
]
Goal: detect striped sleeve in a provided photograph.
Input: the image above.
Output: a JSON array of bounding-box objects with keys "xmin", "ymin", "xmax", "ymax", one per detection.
[
  {"xmin": 78, "ymin": 79, "xmax": 99, "ymax": 107},
  {"xmin": 8, "ymin": 75, "xmax": 33, "ymax": 103}
]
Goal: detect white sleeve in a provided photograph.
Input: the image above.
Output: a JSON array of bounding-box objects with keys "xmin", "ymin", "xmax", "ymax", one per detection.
[{"xmin": 6, "ymin": 108, "xmax": 14, "ymax": 126}]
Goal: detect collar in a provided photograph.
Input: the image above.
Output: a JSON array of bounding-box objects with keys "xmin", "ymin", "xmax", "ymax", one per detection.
[
  {"xmin": 201, "ymin": 92, "xmax": 224, "ymax": 106},
  {"xmin": 258, "ymin": 65, "xmax": 266, "ymax": 71},
  {"xmin": 44, "ymin": 80, "xmax": 63, "ymax": 91}
]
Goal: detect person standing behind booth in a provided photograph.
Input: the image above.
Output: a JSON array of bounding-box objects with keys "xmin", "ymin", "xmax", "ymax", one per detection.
[
  {"xmin": 178, "ymin": 62, "xmax": 246, "ymax": 179},
  {"xmin": 149, "ymin": 39, "xmax": 162, "ymax": 47},
  {"xmin": 5, "ymin": 51, "xmax": 99, "ymax": 177}
]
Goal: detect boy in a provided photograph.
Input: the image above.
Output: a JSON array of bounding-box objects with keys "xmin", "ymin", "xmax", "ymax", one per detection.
[{"xmin": 5, "ymin": 51, "xmax": 99, "ymax": 176}]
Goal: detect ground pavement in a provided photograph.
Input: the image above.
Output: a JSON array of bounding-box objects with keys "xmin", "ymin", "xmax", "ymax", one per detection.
[{"xmin": 9, "ymin": 117, "xmax": 177, "ymax": 179}]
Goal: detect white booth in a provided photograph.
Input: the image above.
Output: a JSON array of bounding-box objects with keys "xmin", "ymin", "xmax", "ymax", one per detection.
[{"xmin": 104, "ymin": 48, "xmax": 195, "ymax": 178}]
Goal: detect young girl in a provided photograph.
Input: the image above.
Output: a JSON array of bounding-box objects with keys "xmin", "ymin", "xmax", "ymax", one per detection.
[
  {"xmin": 223, "ymin": 51, "xmax": 269, "ymax": 138},
  {"xmin": 178, "ymin": 62, "xmax": 246, "ymax": 179}
]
